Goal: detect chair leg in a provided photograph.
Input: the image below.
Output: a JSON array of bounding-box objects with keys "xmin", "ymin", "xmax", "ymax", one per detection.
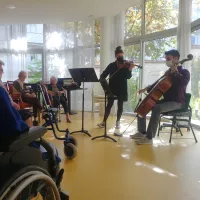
[
  {"xmin": 177, "ymin": 125, "xmax": 183, "ymax": 136},
  {"xmin": 157, "ymin": 116, "xmax": 161, "ymax": 136},
  {"xmin": 189, "ymin": 122, "xmax": 198, "ymax": 143},
  {"xmin": 175, "ymin": 123, "xmax": 183, "ymax": 136},
  {"xmin": 169, "ymin": 119, "xmax": 174, "ymax": 143}
]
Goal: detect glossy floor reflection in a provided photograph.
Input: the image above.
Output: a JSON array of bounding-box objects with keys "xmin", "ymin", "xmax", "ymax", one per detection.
[{"xmin": 43, "ymin": 112, "xmax": 200, "ymax": 200}]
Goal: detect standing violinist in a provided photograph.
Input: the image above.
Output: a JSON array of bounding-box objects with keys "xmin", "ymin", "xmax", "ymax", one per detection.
[
  {"xmin": 97, "ymin": 46, "xmax": 135, "ymax": 133},
  {"xmin": 131, "ymin": 49, "xmax": 190, "ymax": 145}
]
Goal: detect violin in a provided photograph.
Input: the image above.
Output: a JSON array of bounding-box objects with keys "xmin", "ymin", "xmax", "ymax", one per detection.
[{"xmin": 118, "ymin": 60, "xmax": 142, "ymax": 69}]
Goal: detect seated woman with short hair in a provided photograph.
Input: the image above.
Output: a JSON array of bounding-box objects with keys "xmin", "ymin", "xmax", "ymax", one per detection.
[
  {"xmin": 13, "ymin": 71, "xmax": 42, "ymax": 123},
  {"xmin": 0, "ymin": 86, "xmax": 61, "ymax": 163},
  {"xmin": 0, "ymin": 86, "xmax": 29, "ymax": 137},
  {"xmin": 47, "ymin": 76, "xmax": 71, "ymax": 123}
]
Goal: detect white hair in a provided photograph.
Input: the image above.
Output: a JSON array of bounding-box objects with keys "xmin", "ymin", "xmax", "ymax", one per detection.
[
  {"xmin": 0, "ymin": 60, "xmax": 5, "ymax": 65},
  {"xmin": 50, "ymin": 76, "xmax": 57, "ymax": 83},
  {"xmin": 18, "ymin": 71, "xmax": 26, "ymax": 78}
]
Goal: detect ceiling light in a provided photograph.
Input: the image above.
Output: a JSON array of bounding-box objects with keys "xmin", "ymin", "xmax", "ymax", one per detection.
[{"xmin": 6, "ymin": 5, "xmax": 16, "ymax": 9}]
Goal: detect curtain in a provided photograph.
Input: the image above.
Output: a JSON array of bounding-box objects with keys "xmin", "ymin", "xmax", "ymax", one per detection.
[
  {"xmin": 72, "ymin": 21, "xmax": 95, "ymax": 111},
  {"xmin": 44, "ymin": 23, "xmax": 75, "ymax": 81},
  {"xmin": 0, "ymin": 25, "xmax": 27, "ymax": 82},
  {"xmin": 44, "ymin": 20, "xmax": 95, "ymax": 111}
]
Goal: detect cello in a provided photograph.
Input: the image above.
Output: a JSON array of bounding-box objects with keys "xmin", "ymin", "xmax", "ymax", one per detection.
[{"xmin": 135, "ymin": 54, "xmax": 193, "ymax": 118}]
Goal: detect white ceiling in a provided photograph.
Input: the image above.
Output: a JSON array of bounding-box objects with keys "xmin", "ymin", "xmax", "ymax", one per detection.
[{"xmin": 0, "ymin": 0, "xmax": 141, "ymax": 24}]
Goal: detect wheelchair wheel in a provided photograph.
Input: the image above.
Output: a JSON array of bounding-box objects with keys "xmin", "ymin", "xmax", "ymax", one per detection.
[
  {"xmin": 68, "ymin": 136, "xmax": 78, "ymax": 146},
  {"xmin": 0, "ymin": 166, "xmax": 60, "ymax": 200},
  {"xmin": 64, "ymin": 143, "xmax": 77, "ymax": 160}
]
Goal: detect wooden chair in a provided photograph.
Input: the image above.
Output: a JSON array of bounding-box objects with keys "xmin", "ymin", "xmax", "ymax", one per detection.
[
  {"xmin": 7, "ymin": 81, "xmax": 41, "ymax": 123},
  {"xmin": 7, "ymin": 81, "xmax": 32, "ymax": 109}
]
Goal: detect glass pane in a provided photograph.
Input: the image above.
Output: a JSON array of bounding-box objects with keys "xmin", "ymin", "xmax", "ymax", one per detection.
[
  {"xmin": 46, "ymin": 51, "xmax": 73, "ymax": 81},
  {"xmin": 94, "ymin": 20, "xmax": 100, "ymax": 45},
  {"xmin": 0, "ymin": 26, "xmax": 8, "ymax": 49},
  {"xmin": 192, "ymin": 0, "xmax": 200, "ymax": 21},
  {"xmin": 123, "ymin": 44, "xmax": 141, "ymax": 112},
  {"xmin": 143, "ymin": 36, "xmax": 177, "ymax": 87},
  {"xmin": 1, "ymin": 53, "xmax": 28, "ymax": 82},
  {"xmin": 95, "ymin": 48, "xmax": 100, "ymax": 78},
  {"xmin": 46, "ymin": 23, "xmax": 75, "ymax": 50},
  {"xmin": 191, "ymin": 29, "xmax": 200, "ymax": 125},
  {"xmin": 77, "ymin": 21, "xmax": 94, "ymax": 47},
  {"xmin": 27, "ymin": 24, "xmax": 43, "ymax": 44},
  {"xmin": 145, "ymin": 0, "xmax": 179, "ymax": 34},
  {"xmin": 125, "ymin": 5, "xmax": 142, "ymax": 38},
  {"xmin": 27, "ymin": 54, "xmax": 42, "ymax": 83}
]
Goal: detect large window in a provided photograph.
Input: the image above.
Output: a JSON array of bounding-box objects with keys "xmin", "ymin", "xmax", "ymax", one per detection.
[
  {"xmin": 1, "ymin": 54, "xmax": 27, "ymax": 82},
  {"xmin": 46, "ymin": 52, "xmax": 73, "ymax": 80},
  {"xmin": 0, "ymin": 26, "xmax": 8, "ymax": 49},
  {"xmin": 27, "ymin": 24, "xmax": 43, "ymax": 44},
  {"xmin": 27, "ymin": 54, "xmax": 42, "ymax": 83},
  {"xmin": 125, "ymin": 6, "xmax": 142, "ymax": 39},
  {"xmin": 94, "ymin": 20, "xmax": 101, "ymax": 78},
  {"xmin": 192, "ymin": 0, "xmax": 200, "ymax": 21},
  {"xmin": 143, "ymin": 36, "xmax": 177, "ymax": 87},
  {"xmin": 124, "ymin": 44, "xmax": 141, "ymax": 112},
  {"xmin": 191, "ymin": 29, "xmax": 200, "ymax": 125},
  {"xmin": 145, "ymin": 0, "xmax": 179, "ymax": 34},
  {"xmin": 124, "ymin": 0, "xmax": 200, "ymax": 128}
]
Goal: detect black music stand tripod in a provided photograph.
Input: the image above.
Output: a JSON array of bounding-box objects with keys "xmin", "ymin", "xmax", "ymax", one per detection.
[
  {"xmin": 91, "ymin": 79, "xmax": 117, "ymax": 142},
  {"xmin": 69, "ymin": 68, "xmax": 99, "ymax": 137}
]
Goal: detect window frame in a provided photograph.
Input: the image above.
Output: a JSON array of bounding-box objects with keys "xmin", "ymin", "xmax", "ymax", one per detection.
[{"xmin": 123, "ymin": 0, "xmax": 200, "ymax": 128}]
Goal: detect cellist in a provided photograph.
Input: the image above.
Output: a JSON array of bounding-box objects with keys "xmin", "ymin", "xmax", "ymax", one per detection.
[{"xmin": 131, "ymin": 49, "xmax": 190, "ymax": 145}]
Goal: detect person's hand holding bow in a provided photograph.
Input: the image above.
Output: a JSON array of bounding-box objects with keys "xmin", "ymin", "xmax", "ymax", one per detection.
[{"xmin": 129, "ymin": 63, "xmax": 135, "ymax": 71}]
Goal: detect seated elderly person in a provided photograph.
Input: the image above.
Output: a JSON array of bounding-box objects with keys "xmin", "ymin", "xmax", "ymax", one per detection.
[
  {"xmin": 13, "ymin": 71, "xmax": 42, "ymax": 123},
  {"xmin": 0, "ymin": 61, "xmax": 32, "ymax": 127},
  {"xmin": 47, "ymin": 76, "xmax": 71, "ymax": 123},
  {"xmin": 0, "ymin": 86, "xmax": 29, "ymax": 137},
  {"xmin": 0, "ymin": 85, "xmax": 61, "ymax": 163}
]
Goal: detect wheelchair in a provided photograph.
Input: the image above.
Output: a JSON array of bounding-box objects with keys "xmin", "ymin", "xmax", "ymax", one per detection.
[
  {"xmin": 0, "ymin": 126, "xmax": 69, "ymax": 200},
  {"xmin": 38, "ymin": 84, "xmax": 77, "ymax": 160}
]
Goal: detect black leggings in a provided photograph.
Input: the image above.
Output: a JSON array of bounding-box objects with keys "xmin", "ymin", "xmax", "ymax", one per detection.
[
  {"xmin": 103, "ymin": 98, "xmax": 124, "ymax": 122},
  {"xmin": 53, "ymin": 96, "xmax": 69, "ymax": 114}
]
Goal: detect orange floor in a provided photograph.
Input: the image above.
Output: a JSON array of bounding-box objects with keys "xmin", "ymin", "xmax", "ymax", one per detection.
[{"xmin": 44, "ymin": 112, "xmax": 200, "ymax": 200}]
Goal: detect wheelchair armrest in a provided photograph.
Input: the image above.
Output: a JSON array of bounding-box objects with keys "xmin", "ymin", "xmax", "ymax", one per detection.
[{"xmin": 9, "ymin": 126, "xmax": 48, "ymax": 151}]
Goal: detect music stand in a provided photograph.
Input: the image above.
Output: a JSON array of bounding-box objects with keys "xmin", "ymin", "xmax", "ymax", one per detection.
[
  {"xmin": 68, "ymin": 68, "xmax": 99, "ymax": 137},
  {"xmin": 91, "ymin": 79, "xmax": 117, "ymax": 142}
]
